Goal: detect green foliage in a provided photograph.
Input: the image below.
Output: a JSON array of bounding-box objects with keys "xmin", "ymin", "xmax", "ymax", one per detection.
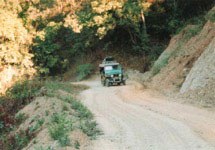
[
  {"xmin": 206, "ymin": 8, "xmax": 215, "ymax": 22},
  {"xmin": 15, "ymin": 113, "xmax": 27, "ymax": 124},
  {"xmin": 45, "ymin": 110, "xmax": 50, "ymax": 116},
  {"xmin": 35, "ymin": 0, "xmax": 57, "ymax": 11},
  {"xmin": 74, "ymin": 140, "xmax": 80, "ymax": 149},
  {"xmin": 50, "ymin": 81, "xmax": 100, "ymax": 139},
  {"xmin": 61, "ymin": 96, "xmax": 75, "ymax": 104},
  {"xmin": 13, "ymin": 133, "xmax": 29, "ymax": 149},
  {"xmin": 1, "ymin": 0, "xmax": 214, "ymax": 80},
  {"xmin": 79, "ymin": 120, "xmax": 101, "ymax": 138},
  {"xmin": 11, "ymin": 0, "xmax": 214, "ymax": 78},
  {"xmin": 31, "ymin": 23, "xmax": 89, "ymax": 76},
  {"xmin": 75, "ymin": 64, "xmax": 95, "ymax": 81},
  {"xmin": 0, "ymin": 121, "xmax": 4, "ymax": 134},
  {"xmin": 0, "ymin": 78, "xmax": 43, "ymax": 149},
  {"xmin": 48, "ymin": 112, "xmax": 72, "ymax": 146},
  {"xmin": 44, "ymin": 80, "xmax": 78, "ymax": 95},
  {"xmin": 73, "ymin": 0, "xmax": 151, "ymax": 54},
  {"xmin": 152, "ymin": 51, "xmax": 173, "ymax": 75},
  {"xmin": 9, "ymin": 131, "xmax": 32, "ymax": 150},
  {"xmin": 58, "ymin": 135, "xmax": 71, "ymax": 147},
  {"xmin": 31, "ymin": 24, "xmax": 66, "ymax": 75},
  {"xmin": 5, "ymin": 79, "xmax": 42, "ymax": 104},
  {"xmin": 184, "ymin": 25, "xmax": 203, "ymax": 40},
  {"xmin": 29, "ymin": 117, "xmax": 45, "ymax": 133},
  {"xmin": 71, "ymin": 100, "xmax": 93, "ymax": 120},
  {"xmin": 35, "ymin": 146, "xmax": 54, "ymax": 150},
  {"xmin": 66, "ymin": 96, "xmax": 101, "ymax": 138},
  {"xmin": 44, "ymin": 81, "xmax": 100, "ymax": 146},
  {"xmin": 146, "ymin": 0, "xmax": 214, "ymax": 39},
  {"xmin": 210, "ymin": 13, "xmax": 215, "ymax": 22},
  {"xmin": 1, "ymin": 78, "xmax": 42, "ymax": 108}
]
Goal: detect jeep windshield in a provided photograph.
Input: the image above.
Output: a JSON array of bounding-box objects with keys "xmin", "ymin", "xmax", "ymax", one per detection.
[{"xmin": 105, "ymin": 65, "xmax": 121, "ymax": 71}]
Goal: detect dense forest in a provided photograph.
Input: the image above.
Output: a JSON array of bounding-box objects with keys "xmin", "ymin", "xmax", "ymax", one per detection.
[{"xmin": 1, "ymin": 0, "xmax": 214, "ymax": 77}]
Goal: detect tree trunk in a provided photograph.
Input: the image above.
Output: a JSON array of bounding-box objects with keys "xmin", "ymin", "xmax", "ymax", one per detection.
[
  {"xmin": 141, "ymin": 9, "xmax": 147, "ymax": 34},
  {"xmin": 127, "ymin": 28, "xmax": 137, "ymax": 44}
]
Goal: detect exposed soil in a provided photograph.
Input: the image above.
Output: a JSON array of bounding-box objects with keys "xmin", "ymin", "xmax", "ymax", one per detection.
[
  {"xmin": 147, "ymin": 20, "xmax": 215, "ymax": 95},
  {"xmin": 79, "ymin": 77, "xmax": 215, "ymax": 150},
  {"xmin": 2, "ymin": 82, "xmax": 93, "ymax": 150},
  {"xmin": 19, "ymin": 97, "xmax": 91, "ymax": 150}
]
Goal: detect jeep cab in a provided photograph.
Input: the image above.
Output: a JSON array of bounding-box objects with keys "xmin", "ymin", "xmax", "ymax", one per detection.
[
  {"xmin": 102, "ymin": 56, "xmax": 116, "ymax": 64},
  {"xmin": 100, "ymin": 63, "xmax": 126, "ymax": 87}
]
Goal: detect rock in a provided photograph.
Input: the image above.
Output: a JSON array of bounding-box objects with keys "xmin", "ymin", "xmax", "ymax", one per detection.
[{"xmin": 180, "ymin": 37, "xmax": 215, "ymax": 93}]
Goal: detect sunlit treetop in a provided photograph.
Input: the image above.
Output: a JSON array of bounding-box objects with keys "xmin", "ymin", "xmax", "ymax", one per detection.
[
  {"xmin": 0, "ymin": 1, "xmax": 34, "ymax": 73},
  {"xmin": 64, "ymin": 14, "xmax": 83, "ymax": 33},
  {"xmin": 64, "ymin": 0, "xmax": 166, "ymax": 39}
]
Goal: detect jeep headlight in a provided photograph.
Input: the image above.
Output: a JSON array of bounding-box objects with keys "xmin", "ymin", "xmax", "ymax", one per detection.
[
  {"xmin": 105, "ymin": 74, "xmax": 110, "ymax": 77},
  {"xmin": 111, "ymin": 75, "xmax": 114, "ymax": 77},
  {"xmin": 119, "ymin": 74, "xmax": 122, "ymax": 77}
]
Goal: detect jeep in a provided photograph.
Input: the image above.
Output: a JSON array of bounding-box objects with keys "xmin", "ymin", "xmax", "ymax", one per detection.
[{"xmin": 100, "ymin": 63, "xmax": 126, "ymax": 87}]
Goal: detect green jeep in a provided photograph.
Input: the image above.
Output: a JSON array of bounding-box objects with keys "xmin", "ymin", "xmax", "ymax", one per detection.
[{"xmin": 99, "ymin": 63, "xmax": 126, "ymax": 87}]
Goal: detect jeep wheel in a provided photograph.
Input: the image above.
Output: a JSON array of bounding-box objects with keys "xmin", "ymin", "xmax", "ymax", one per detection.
[
  {"xmin": 122, "ymin": 80, "xmax": 126, "ymax": 85},
  {"xmin": 105, "ymin": 80, "xmax": 110, "ymax": 87},
  {"xmin": 101, "ymin": 80, "xmax": 105, "ymax": 86}
]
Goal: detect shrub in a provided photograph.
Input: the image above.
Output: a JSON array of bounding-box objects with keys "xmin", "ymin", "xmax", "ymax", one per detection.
[
  {"xmin": 35, "ymin": 146, "xmax": 54, "ymax": 150},
  {"xmin": 58, "ymin": 135, "xmax": 70, "ymax": 147},
  {"xmin": 5, "ymin": 79, "xmax": 43, "ymax": 105},
  {"xmin": 74, "ymin": 140, "xmax": 80, "ymax": 149},
  {"xmin": 206, "ymin": 9, "xmax": 215, "ymax": 22},
  {"xmin": 75, "ymin": 64, "xmax": 95, "ymax": 81},
  {"xmin": 0, "ymin": 78, "xmax": 43, "ymax": 137},
  {"xmin": 44, "ymin": 81, "xmax": 69, "ymax": 92},
  {"xmin": 9, "ymin": 131, "xmax": 32, "ymax": 150},
  {"xmin": 0, "ymin": 121, "xmax": 4, "ymax": 134},
  {"xmin": 31, "ymin": 24, "xmax": 78, "ymax": 76},
  {"xmin": 79, "ymin": 120, "xmax": 101, "ymax": 139},
  {"xmin": 184, "ymin": 25, "xmax": 203, "ymax": 40},
  {"xmin": 71, "ymin": 100, "xmax": 93, "ymax": 120},
  {"xmin": 15, "ymin": 113, "xmax": 27, "ymax": 125},
  {"xmin": 29, "ymin": 117, "xmax": 45, "ymax": 133},
  {"xmin": 49, "ymin": 122, "xmax": 68, "ymax": 140},
  {"xmin": 61, "ymin": 96, "xmax": 74, "ymax": 104},
  {"xmin": 48, "ymin": 113, "xmax": 72, "ymax": 146},
  {"xmin": 12, "ymin": 133, "xmax": 29, "ymax": 149},
  {"xmin": 152, "ymin": 51, "xmax": 173, "ymax": 75}
]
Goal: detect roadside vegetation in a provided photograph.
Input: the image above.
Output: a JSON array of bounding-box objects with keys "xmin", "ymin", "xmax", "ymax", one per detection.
[
  {"xmin": 0, "ymin": 80, "xmax": 101, "ymax": 150},
  {"xmin": 0, "ymin": 78, "xmax": 43, "ymax": 149},
  {"xmin": 74, "ymin": 64, "xmax": 95, "ymax": 81}
]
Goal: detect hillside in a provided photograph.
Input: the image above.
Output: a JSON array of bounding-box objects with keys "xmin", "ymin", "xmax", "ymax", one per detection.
[{"xmin": 142, "ymin": 7, "xmax": 215, "ymax": 106}]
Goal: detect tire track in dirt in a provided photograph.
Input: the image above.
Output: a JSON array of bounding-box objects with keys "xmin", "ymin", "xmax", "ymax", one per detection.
[{"xmin": 79, "ymin": 79, "xmax": 215, "ymax": 150}]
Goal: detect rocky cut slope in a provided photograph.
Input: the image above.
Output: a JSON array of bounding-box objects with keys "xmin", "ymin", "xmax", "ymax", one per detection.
[
  {"xmin": 180, "ymin": 33, "xmax": 215, "ymax": 105},
  {"xmin": 143, "ymin": 7, "xmax": 215, "ymax": 106}
]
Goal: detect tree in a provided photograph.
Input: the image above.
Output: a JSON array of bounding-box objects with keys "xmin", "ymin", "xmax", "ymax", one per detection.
[{"xmin": 0, "ymin": 1, "xmax": 35, "ymax": 94}]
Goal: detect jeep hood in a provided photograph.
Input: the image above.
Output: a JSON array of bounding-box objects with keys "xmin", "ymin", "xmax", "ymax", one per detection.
[{"xmin": 105, "ymin": 70, "xmax": 122, "ymax": 75}]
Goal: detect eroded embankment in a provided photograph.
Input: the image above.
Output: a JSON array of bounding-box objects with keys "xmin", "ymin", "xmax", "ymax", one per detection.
[
  {"xmin": 0, "ymin": 81, "xmax": 100, "ymax": 150},
  {"xmin": 141, "ymin": 7, "xmax": 215, "ymax": 106}
]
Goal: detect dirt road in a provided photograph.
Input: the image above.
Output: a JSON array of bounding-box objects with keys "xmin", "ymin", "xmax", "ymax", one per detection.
[{"xmin": 79, "ymin": 79, "xmax": 215, "ymax": 150}]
